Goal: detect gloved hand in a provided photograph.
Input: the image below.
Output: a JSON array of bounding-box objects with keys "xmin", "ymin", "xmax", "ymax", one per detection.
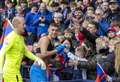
[
  {"xmin": 36, "ymin": 59, "xmax": 46, "ymax": 70},
  {"xmin": 0, "ymin": 72, "xmax": 3, "ymax": 82},
  {"xmin": 55, "ymin": 44, "xmax": 65, "ymax": 54}
]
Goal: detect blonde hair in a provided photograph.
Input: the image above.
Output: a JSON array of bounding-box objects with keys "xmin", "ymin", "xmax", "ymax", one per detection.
[{"xmin": 115, "ymin": 42, "xmax": 120, "ymax": 73}]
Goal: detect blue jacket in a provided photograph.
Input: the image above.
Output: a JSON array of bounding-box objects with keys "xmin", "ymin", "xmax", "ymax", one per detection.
[
  {"xmin": 25, "ymin": 12, "xmax": 37, "ymax": 34},
  {"xmin": 36, "ymin": 23, "xmax": 48, "ymax": 38},
  {"xmin": 32, "ymin": 10, "xmax": 53, "ymax": 37},
  {"xmin": 97, "ymin": 19, "xmax": 110, "ymax": 36},
  {"xmin": 33, "ymin": 10, "xmax": 53, "ymax": 26}
]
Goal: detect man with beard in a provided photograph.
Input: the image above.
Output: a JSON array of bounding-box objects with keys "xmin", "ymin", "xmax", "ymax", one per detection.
[
  {"xmin": 0, "ymin": 17, "xmax": 46, "ymax": 82},
  {"xmin": 30, "ymin": 23, "xmax": 66, "ymax": 82}
]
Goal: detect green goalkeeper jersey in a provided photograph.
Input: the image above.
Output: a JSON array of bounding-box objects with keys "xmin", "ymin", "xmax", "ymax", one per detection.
[{"xmin": 0, "ymin": 31, "xmax": 38, "ymax": 76}]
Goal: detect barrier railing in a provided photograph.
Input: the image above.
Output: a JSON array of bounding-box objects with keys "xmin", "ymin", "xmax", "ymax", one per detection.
[
  {"xmin": 21, "ymin": 65, "xmax": 95, "ymax": 82},
  {"xmin": 23, "ymin": 78, "xmax": 94, "ymax": 82}
]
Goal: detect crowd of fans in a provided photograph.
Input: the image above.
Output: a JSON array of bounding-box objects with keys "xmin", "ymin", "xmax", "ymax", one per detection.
[{"xmin": 0, "ymin": 0, "xmax": 120, "ymax": 82}]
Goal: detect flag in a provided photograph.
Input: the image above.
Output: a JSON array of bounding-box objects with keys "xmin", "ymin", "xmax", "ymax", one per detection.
[
  {"xmin": 0, "ymin": 19, "xmax": 13, "ymax": 49},
  {"xmin": 95, "ymin": 63, "xmax": 107, "ymax": 82}
]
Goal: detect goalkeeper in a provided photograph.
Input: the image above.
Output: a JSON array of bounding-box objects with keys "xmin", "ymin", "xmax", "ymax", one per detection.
[{"xmin": 0, "ymin": 17, "xmax": 46, "ymax": 82}]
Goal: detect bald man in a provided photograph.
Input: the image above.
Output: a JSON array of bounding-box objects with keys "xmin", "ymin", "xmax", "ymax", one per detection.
[{"xmin": 0, "ymin": 17, "xmax": 46, "ymax": 82}]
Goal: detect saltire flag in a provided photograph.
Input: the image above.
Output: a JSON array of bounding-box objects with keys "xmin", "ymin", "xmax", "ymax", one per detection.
[
  {"xmin": 95, "ymin": 63, "xmax": 108, "ymax": 82},
  {"xmin": 0, "ymin": 19, "xmax": 13, "ymax": 49}
]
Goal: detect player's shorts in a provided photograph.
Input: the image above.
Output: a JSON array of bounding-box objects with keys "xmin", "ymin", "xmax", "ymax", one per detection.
[{"xmin": 30, "ymin": 64, "xmax": 47, "ymax": 82}]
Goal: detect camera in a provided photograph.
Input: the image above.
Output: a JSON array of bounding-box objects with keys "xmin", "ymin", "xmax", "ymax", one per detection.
[{"xmin": 41, "ymin": 16, "xmax": 44, "ymax": 19}]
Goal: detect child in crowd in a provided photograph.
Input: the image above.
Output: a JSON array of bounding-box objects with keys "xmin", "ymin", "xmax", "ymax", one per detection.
[{"xmin": 72, "ymin": 46, "xmax": 88, "ymax": 80}]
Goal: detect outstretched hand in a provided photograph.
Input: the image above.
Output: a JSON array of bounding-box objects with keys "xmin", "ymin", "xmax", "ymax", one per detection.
[{"xmin": 55, "ymin": 44, "xmax": 66, "ymax": 54}]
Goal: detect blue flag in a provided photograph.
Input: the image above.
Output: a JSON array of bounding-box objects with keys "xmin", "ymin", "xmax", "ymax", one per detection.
[
  {"xmin": 96, "ymin": 63, "xmax": 107, "ymax": 82},
  {"xmin": 0, "ymin": 19, "xmax": 13, "ymax": 49}
]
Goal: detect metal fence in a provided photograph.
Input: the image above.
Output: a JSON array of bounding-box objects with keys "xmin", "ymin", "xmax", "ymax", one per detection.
[
  {"xmin": 21, "ymin": 64, "xmax": 95, "ymax": 82},
  {"xmin": 23, "ymin": 78, "xmax": 94, "ymax": 82}
]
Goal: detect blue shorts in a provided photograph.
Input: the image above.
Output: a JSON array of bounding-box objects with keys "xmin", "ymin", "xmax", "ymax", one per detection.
[{"xmin": 30, "ymin": 65, "xmax": 47, "ymax": 82}]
